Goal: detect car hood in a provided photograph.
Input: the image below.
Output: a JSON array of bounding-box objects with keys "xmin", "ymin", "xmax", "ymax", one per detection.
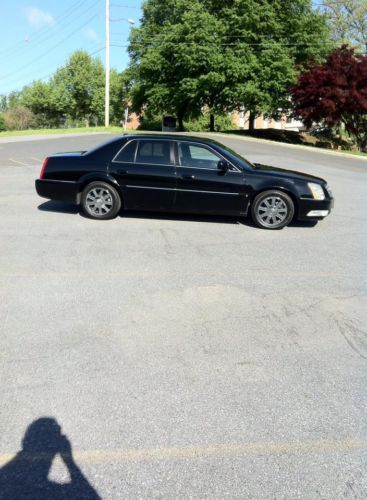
[{"xmin": 253, "ymin": 163, "xmax": 326, "ymax": 184}]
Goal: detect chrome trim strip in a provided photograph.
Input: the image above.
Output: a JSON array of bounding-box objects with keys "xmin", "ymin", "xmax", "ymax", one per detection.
[
  {"xmin": 177, "ymin": 189, "xmax": 239, "ymax": 196},
  {"xmin": 40, "ymin": 179, "xmax": 77, "ymax": 184},
  {"xmin": 126, "ymin": 185, "xmax": 239, "ymax": 196},
  {"xmin": 126, "ymin": 185, "xmax": 173, "ymax": 191},
  {"xmin": 114, "ymin": 161, "xmax": 175, "ymax": 167}
]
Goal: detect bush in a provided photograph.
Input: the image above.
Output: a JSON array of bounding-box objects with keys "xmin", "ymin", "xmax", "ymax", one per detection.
[
  {"xmin": 0, "ymin": 114, "xmax": 6, "ymax": 131},
  {"xmin": 3, "ymin": 106, "xmax": 35, "ymax": 130},
  {"xmin": 138, "ymin": 112, "xmax": 162, "ymax": 131},
  {"xmin": 184, "ymin": 112, "xmax": 234, "ymax": 132},
  {"xmin": 138, "ymin": 110, "xmax": 235, "ymax": 132}
]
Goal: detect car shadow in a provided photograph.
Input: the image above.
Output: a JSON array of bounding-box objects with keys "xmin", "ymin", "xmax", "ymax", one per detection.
[
  {"xmin": 38, "ymin": 201, "xmax": 255, "ymax": 226},
  {"xmin": 123, "ymin": 210, "xmax": 255, "ymax": 227},
  {"xmin": 0, "ymin": 417, "xmax": 100, "ymax": 499},
  {"xmin": 289, "ymin": 220, "xmax": 319, "ymax": 228},
  {"xmin": 38, "ymin": 200, "xmax": 80, "ymax": 215},
  {"xmin": 38, "ymin": 201, "xmax": 318, "ymax": 229}
]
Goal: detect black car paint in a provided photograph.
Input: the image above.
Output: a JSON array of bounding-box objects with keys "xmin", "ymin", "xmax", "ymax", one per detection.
[{"xmin": 35, "ymin": 134, "xmax": 334, "ymax": 221}]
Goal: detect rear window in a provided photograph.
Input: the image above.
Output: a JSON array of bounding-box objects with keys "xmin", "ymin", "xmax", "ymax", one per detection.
[
  {"xmin": 136, "ymin": 140, "xmax": 172, "ymax": 165},
  {"xmin": 114, "ymin": 140, "xmax": 137, "ymax": 162}
]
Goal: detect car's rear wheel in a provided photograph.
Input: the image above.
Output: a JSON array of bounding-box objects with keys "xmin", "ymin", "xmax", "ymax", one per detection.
[
  {"xmin": 81, "ymin": 181, "xmax": 121, "ymax": 220},
  {"xmin": 251, "ymin": 190, "xmax": 294, "ymax": 229}
]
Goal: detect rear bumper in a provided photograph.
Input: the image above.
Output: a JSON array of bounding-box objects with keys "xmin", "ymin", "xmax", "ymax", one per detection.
[
  {"xmin": 298, "ymin": 197, "xmax": 334, "ymax": 220},
  {"xmin": 35, "ymin": 179, "xmax": 79, "ymax": 203}
]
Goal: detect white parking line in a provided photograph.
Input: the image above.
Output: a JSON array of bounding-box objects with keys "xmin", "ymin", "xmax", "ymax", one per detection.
[{"xmin": 9, "ymin": 158, "xmax": 30, "ymax": 166}]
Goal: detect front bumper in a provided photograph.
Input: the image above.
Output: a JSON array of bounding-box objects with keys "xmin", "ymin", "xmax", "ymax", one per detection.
[
  {"xmin": 35, "ymin": 179, "xmax": 79, "ymax": 203},
  {"xmin": 298, "ymin": 197, "xmax": 334, "ymax": 220}
]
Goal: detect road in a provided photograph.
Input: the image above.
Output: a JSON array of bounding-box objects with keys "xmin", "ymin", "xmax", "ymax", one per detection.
[{"xmin": 0, "ymin": 133, "xmax": 366, "ymax": 498}]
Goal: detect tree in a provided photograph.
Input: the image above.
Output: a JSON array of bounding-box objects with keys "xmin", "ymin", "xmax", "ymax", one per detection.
[
  {"xmin": 109, "ymin": 70, "xmax": 129, "ymax": 125},
  {"xmin": 127, "ymin": 0, "xmax": 331, "ymax": 130},
  {"xmin": 52, "ymin": 51, "xmax": 105, "ymax": 125},
  {"xmin": 322, "ymin": 0, "xmax": 367, "ymax": 52},
  {"xmin": 291, "ymin": 45, "xmax": 367, "ymax": 151},
  {"xmin": 21, "ymin": 81, "xmax": 61, "ymax": 127}
]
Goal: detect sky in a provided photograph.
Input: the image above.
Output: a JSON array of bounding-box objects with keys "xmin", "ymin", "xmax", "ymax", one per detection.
[{"xmin": 0, "ymin": 0, "xmax": 143, "ymax": 95}]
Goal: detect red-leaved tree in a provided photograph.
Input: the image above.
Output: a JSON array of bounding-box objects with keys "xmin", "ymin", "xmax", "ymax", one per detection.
[{"xmin": 291, "ymin": 46, "xmax": 367, "ymax": 151}]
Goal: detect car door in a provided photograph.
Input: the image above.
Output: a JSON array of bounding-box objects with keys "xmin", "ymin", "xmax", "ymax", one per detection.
[
  {"xmin": 174, "ymin": 141, "xmax": 245, "ymax": 215},
  {"xmin": 110, "ymin": 138, "xmax": 176, "ymax": 211}
]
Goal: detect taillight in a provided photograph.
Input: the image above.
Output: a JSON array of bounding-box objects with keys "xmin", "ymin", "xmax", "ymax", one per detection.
[{"xmin": 39, "ymin": 157, "xmax": 49, "ymax": 179}]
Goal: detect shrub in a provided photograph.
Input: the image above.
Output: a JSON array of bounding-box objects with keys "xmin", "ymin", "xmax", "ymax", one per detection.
[
  {"xmin": 0, "ymin": 114, "xmax": 6, "ymax": 131},
  {"xmin": 3, "ymin": 106, "xmax": 35, "ymax": 130}
]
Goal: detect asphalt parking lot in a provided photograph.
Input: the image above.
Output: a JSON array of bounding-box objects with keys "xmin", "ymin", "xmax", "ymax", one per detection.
[{"xmin": 0, "ymin": 133, "xmax": 366, "ymax": 498}]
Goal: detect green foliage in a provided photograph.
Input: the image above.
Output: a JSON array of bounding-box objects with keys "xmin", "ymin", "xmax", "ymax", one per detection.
[
  {"xmin": 138, "ymin": 111, "xmax": 162, "ymax": 131},
  {"xmin": 184, "ymin": 112, "xmax": 234, "ymax": 132},
  {"xmin": 138, "ymin": 110, "xmax": 234, "ymax": 132},
  {"xmin": 0, "ymin": 95, "xmax": 7, "ymax": 113},
  {"xmin": 52, "ymin": 51, "xmax": 105, "ymax": 125},
  {"xmin": 0, "ymin": 114, "xmax": 6, "ymax": 131},
  {"xmin": 127, "ymin": 0, "xmax": 331, "ymax": 129},
  {"xmin": 3, "ymin": 50, "xmax": 128, "ymax": 130},
  {"xmin": 109, "ymin": 70, "xmax": 130, "ymax": 125}
]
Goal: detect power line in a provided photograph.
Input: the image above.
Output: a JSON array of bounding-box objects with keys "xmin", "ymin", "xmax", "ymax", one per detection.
[
  {"xmin": 110, "ymin": 3, "xmax": 141, "ymax": 8},
  {"xmin": 0, "ymin": 0, "xmax": 102, "ymax": 65},
  {"xmin": 0, "ymin": 0, "xmax": 92, "ymax": 58},
  {"xmin": 1, "ymin": 14, "xmax": 99, "ymax": 84}
]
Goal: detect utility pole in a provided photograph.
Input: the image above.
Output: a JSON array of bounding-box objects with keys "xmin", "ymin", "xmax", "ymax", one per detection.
[{"xmin": 105, "ymin": 0, "xmax": 110, "ymax": 127}]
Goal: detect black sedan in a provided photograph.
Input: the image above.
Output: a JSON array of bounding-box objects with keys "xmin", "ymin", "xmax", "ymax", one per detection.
[{"xmin": 35, "ymin": 134, "xmax": 334, "ymax": 229}]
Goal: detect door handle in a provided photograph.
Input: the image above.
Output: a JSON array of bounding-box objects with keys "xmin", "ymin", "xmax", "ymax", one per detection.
[
  {"xmin": 181, "ymin": 175, "xmax": 196, "ymax": 180},
  {"xmin": 118, "ymin": 170, "xmax": 128, "ymax": 175}
]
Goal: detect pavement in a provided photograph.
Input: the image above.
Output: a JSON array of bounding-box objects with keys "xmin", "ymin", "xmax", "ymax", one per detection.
[{"xmin": 0, "ymin": 133, "xmax": 366, "ymax": 499}]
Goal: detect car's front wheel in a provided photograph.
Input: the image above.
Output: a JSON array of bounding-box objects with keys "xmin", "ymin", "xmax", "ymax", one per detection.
[
  {"xmin": 81, "ymin": 181, "xmax": 121, "ymax": 220},
  {"xmin": 251, "ymin": 190, "xmax": 294, "ymax": 229}
]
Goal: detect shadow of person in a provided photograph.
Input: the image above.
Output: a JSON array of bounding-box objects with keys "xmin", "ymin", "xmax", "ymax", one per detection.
[{"xmin": 0, "ymin": 418, "xmax": 100, "ymax": 499}]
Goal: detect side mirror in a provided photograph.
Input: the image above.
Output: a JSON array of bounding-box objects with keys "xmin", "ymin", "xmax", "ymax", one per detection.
[{"xmin": 217, "ymin": 160, "xmax": 229, "ymax": 172}]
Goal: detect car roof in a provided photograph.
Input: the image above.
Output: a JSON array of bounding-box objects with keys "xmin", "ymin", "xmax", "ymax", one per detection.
[{"xmin": 122, "ymin": 133, "xmax": 223, "ymax": 146}]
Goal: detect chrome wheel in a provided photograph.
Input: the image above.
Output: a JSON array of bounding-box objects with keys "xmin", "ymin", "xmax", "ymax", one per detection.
[
  {"xmin": 85, "ymin": 187, "xmax": 113, "ymax": 217},
  {"xmin": 256, "ymin": 196, "xmax": 288, "ymax": 228}
]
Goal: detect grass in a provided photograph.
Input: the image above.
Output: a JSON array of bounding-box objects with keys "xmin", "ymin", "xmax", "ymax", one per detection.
[{"xmin": 0, "ymin": 126, "xmax": 125, "ymax": 137}]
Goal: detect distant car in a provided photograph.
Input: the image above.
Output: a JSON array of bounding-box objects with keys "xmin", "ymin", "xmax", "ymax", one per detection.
[{"xmin": 35, "ymin": 134, "xmax": 334, "ymax": 229}]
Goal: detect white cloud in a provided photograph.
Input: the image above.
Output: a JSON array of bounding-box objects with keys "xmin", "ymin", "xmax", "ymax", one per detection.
[
  {"xmin": 26, "ymin": 7, "xmax": 55, "ymax": 29},
  {"xmin": 84, "ymin": 28, "xmax": 99, "ymax": 42}
]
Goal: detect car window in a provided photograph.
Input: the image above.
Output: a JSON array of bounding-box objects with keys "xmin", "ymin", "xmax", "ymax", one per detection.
[
  {"xmin": 136, "ymin": 140, "xmax": 172, "ymax": 165},
  {"xmin": 178, "ymin": 143, "xmax": 221, "ymax": 169},
  {"xmin": 114, "ymin": 140, "xmax": 137, "ymax": 162}
]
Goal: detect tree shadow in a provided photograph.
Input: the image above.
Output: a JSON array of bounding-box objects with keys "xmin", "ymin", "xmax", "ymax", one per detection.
[{"xmin": 0, "ymin": 417, "xmax": 100, "ymax": 499}]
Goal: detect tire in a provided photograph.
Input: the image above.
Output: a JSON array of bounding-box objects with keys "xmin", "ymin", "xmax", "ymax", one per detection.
[
  {"xmin": 81, "ymin": 181, "xmax": 121, "ymax": 220},
  {"xmin": 251, "ymin": 190, "xmax": 295, "ymax": 230}
]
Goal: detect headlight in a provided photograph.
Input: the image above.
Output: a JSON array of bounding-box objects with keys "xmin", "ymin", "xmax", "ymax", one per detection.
[
  {"xmin": 308, "ymin": 182, "xmax": 325, "ymax": 200},
  {"xmin": 325, "ymin": 183, "xmax": 333, "ymax": 198}
]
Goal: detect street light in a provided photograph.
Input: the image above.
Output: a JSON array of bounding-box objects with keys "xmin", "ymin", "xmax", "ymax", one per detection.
[{"xmin": 105, "ymin": 0, "xmax": 134, "ymax": 127}]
